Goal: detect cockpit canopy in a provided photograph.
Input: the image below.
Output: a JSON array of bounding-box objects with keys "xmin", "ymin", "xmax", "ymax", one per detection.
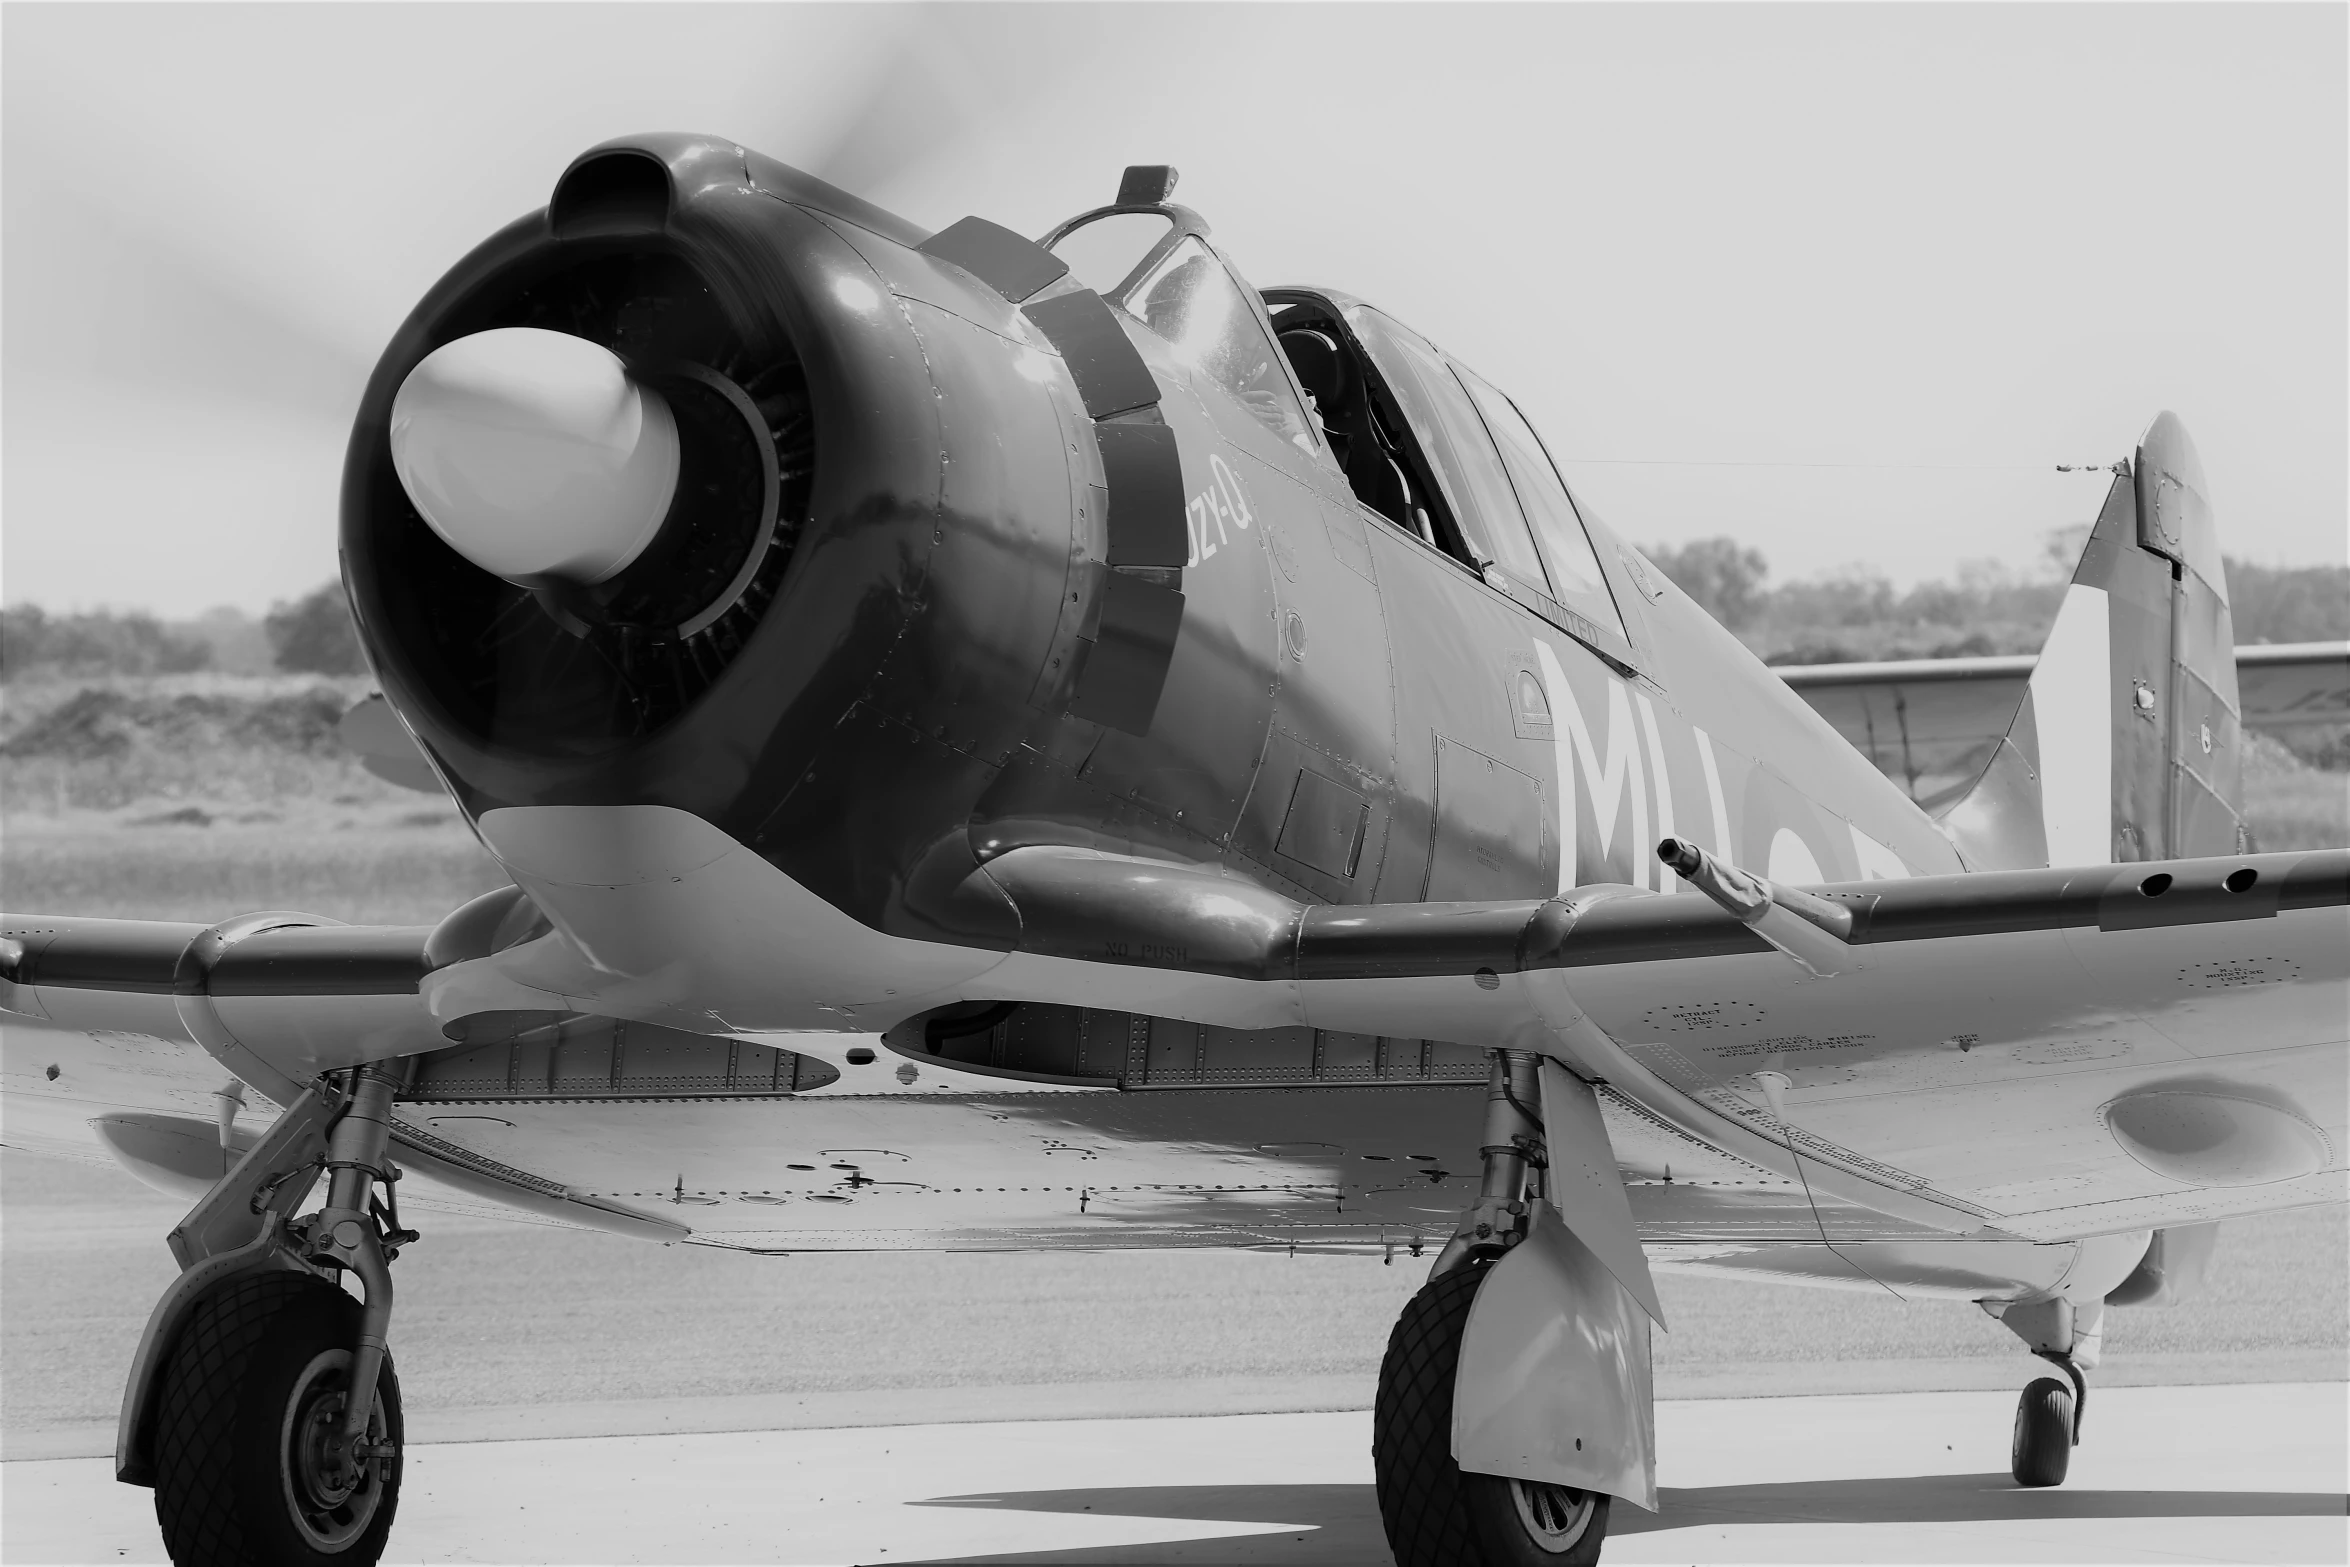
[
  {"xmin": 1044, "ymin": 193, "xmax": 1316, "ymax": 456},
  {"xmin": 1043, "ymin": 168, "xmax": 1634, "ymax": 667}
]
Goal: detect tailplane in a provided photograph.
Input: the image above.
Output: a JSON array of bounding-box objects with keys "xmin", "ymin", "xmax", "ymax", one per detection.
[{"xmin": 1940, "ymin": 413, "xmax": 2244, "ymax": 870}]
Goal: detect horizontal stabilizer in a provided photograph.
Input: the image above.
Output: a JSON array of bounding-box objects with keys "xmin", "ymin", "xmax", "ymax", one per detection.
[
  {"xmin": 2236, "ymin": 641, "xmax": 2350, "ymax": 728},
  {"xmin": 1784, "ymin": 639, "xmax": 2348, "ymax": 809},
  {"xmin": 1777, "ymin": 654, "xmax": 2032, "ymax": 811}
]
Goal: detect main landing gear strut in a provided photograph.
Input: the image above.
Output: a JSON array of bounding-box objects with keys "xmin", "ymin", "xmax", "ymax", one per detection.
[
  {"xmin": 1373, "ymin": 1050, "xmax": 1612, "ymax": 1567},
  {"xmin": 121, "ymin": 1063, "xmax": 417, "ymax": 1566},
  {"xmin": 1995, "ymin": 1296, "xmax": 2099, "ymax": 1489}
]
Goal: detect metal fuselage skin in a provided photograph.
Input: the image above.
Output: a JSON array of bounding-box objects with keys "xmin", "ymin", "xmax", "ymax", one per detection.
[{"xmin": 344, "ymin": 137, "xmax": 1952, "ymax": 959}]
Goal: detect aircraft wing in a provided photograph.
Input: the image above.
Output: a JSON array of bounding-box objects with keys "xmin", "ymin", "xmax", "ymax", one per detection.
[
  {"xmin": 966, "ymin": 841, "xmax": 2349, "ymax": 1244},
  {"xmin": 0, "ymin": 915, "xmax": 684, "ymax": 1239},
  {"xmin": 1779, "ymin": 641, "xmax": 2349, "ymax": 809},
  {"xmin": 7, "ymin": 848, "xmax": 2343, "ymax": 1261}
]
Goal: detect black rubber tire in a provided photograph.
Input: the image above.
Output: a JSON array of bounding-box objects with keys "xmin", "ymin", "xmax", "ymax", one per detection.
[
  {"xmin": 1375, "ymin": 1264, "xmax": 1488, "ymax": 1566},
  {"xmin": 2011, "ymin": 1376, "xmax": 2074, "ymax": 1488},
  {"xmin": 152, "ymin": 1270, "xmax": 403, "ymax": 1567}
]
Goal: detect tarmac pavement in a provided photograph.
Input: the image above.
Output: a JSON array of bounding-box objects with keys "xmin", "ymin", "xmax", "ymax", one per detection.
[{"xmin": 4, "ymin": 1382, "xmax": 2342, "ymax": 1564}]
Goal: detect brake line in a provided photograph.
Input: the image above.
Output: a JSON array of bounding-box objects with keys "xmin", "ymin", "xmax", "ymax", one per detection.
[{"xmin": 1753, "ymin": 1070, "xmax": 1905, "ymax": 1302}]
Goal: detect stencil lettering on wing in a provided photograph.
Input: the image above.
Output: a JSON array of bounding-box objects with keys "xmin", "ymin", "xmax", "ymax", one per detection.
[
  {"xmin": 1637, "ymin": 1001, "xmax": 1765, "ymax": 1035},
  {"xmin": 2177, "ymin": 958, "xmax": 2299, "ymax": 989},
  {"xmin": 1701, "ymin": 1034, "xmax": 1876, "ymax": 1059}
]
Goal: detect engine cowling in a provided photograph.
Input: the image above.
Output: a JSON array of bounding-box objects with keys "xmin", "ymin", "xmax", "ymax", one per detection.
[{"xmin": 342, "ymin": 136, "xmax": 1091, "ymax": 937}]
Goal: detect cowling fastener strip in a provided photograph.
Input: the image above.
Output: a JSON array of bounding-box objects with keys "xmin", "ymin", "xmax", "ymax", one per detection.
[{"xmin": 920, "ymin": 214, "xmax": 1188, "ymax": 735}]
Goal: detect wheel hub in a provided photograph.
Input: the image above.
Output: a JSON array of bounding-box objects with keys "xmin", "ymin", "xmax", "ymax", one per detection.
[
  {"xmin": 1509, "ymin": 1478, "xmax": 1599, "ymax": 1552},
  {"xmin": 281, "ymin": 1349, "xmax": 389, "ymax": 1551}
]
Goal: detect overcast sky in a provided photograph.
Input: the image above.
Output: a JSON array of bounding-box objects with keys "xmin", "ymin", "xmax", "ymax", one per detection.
[{"xmin": 4, "ymin": 3, "xmax": 2342, "ymax": 616}]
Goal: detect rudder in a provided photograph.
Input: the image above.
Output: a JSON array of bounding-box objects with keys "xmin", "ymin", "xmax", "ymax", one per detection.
[{"xmin": 1939, "ymin": 412, "xmax": 2243, "ymax": 869}]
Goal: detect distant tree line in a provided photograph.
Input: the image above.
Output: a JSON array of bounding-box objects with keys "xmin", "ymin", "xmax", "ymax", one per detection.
[
  {"xmin": 259, "ymin": 585, "xmax": 369, "ymax": 677},
  {"xmin": 2, "ymin": 551, "xmax": 2340, "ymax": 682},
  {"xmin": 2, "ymin": 583, "xmax": 366, "ymax": 682},
  {"xmin": 2225, "ymin": 559, "xmax": 2350, "ymax": 647},
  {"xmin": 1644, "ymin": 538, "xmax": 2348, "ymax": 665},
  {"xmin": 0, "ymin": 604, "xmax": 216, "ymax": 679}
]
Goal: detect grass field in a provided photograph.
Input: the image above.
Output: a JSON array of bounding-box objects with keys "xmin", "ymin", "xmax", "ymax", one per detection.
[
  {"xmin": 1, "ymin": 803, "xmax": 504, "ymax": 925},
  {"xmin": 2, "ymin": 679, "xmax": 2341, "ymax": 924},
  {"xmin": 9, "ymin": 761, "xmax": 2332, "ymax": 926},
  {"xmin": 2242, "ymin": 730, "xmax": 2350, "ymax": 851}
]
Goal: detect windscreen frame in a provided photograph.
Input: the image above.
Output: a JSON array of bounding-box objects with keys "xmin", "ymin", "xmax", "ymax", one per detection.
[{"xmin": 1043, "ymin": 201, "xmax": 1332, "ymax": 464}]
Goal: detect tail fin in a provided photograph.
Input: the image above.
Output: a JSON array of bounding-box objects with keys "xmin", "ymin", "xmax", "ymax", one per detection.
[{"xmin": 1940, "ymin": 412, "xmax": 2243, "ymax": 870}]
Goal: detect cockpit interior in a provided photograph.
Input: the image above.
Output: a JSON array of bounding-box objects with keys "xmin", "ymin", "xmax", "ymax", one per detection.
[
  {"xmin": 1266, "ymin": 293, "xmax": 1475, "ymax": 569},
  {"xmin": 1041, "ymin": 190, "xmax": 1628, "ymax": 654}
]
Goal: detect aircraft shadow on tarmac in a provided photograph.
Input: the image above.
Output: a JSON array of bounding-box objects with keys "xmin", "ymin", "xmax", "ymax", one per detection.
[{"xmin": 905, "ymin": 1476, "xmax": 2347, "ymax": 1565}]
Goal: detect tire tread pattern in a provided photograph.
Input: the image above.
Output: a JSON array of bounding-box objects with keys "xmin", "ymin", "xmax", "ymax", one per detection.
[
  {"xmin": 151, "ymin": 1269, "xmax": 400, "ymax": 1567},
  {"xmin": 153, "ymin": 1272, "xmax": 323, "ymax": 1563},
  {"xmin": 2011, "ymin": 1376, "xmax": 2075, "ymax": 1489},
  {"xmin": 1373, "ymin": 1263, "xmax": 1489, "ymax": 1567}
]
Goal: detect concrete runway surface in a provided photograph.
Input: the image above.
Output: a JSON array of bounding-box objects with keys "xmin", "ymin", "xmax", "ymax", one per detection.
[{"xmin": 4, "ymin": 1382, "xmax": 2342, "ymax": 1565}]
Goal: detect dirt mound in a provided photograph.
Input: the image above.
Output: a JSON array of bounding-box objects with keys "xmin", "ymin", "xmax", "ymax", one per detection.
[
  {"xmin": 0, "ymin": 686, "xmax": 350, "ymax": 761},
  {"xmin": 128, "ymin": 805, "xmax": 216, "ymax": 827}
]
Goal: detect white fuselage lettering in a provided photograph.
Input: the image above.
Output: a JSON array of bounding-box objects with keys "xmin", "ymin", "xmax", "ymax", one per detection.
[{"xmin": 1535, "ymin": 641, "xmax": 1651, "ymax": 893}]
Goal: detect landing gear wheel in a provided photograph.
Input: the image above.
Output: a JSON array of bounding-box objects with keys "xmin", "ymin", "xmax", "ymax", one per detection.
[
  {"xmin": 1462, "ymin": 1472, "xmax": 1611, "ymax": 1565},
  {"xmin": 2010, "ymin": 1375, "xmax": 2074, "ymax": 1488},
  {"xmin": 153, "ymin": 1271, "xmax": 403, "ymax": 1566},
  {"xmin": 1373, "ymin": 1263, "xmax": 1612, "ymax": 1567}
]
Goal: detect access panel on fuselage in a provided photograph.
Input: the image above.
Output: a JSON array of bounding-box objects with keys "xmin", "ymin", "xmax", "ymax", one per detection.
[
  {"xmin": 1427, "ymin": 735, "xmax": 1547, "ymax": 900},
  {"xmin": 1224, "ymin": 442, "xmax": 1401, "ymax": 904},
  {"xmin": 1366, "ymin": 524, "xmax": 1559, "ymax": 901}
]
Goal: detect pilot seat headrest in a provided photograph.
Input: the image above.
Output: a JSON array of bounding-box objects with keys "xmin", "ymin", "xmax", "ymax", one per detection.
[{"xmin": 1277, "ymin": 327, "xmax": 1350, "ymax": 412}]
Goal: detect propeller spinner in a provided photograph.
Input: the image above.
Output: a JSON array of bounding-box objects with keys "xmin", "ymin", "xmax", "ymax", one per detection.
[{"xmin": 388, "ymin": 327, "xmax": 680, "ymax": 586}]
